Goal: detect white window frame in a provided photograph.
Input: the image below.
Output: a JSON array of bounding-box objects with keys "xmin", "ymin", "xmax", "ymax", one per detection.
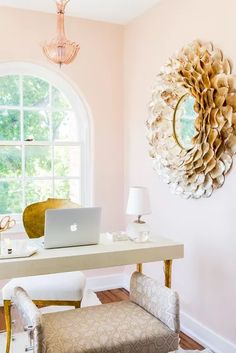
[{"xmin": 0, "ymin": 62, "xmax": 93, "ymax": 233}]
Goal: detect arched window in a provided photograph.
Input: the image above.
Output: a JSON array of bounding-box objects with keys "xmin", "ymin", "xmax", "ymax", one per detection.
[{"xmin": 0, "ymin": 63, "xmax": 91, "ymax": 218}]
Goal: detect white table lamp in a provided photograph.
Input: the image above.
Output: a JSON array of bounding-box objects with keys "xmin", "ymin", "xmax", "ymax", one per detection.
[{"xmin": 126, "ymin": 187, "xmax": 151, "ymax": 241}]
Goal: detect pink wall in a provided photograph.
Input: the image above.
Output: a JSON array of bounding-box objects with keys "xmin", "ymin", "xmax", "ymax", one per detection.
[
  {"xmin": 124, "ymin": 0, "xmax": 236, "ymax": 345},
  {"xmin": 0, "ymin": 6, "xmax": 124, "ymax": 232},
  {"xmin": 0, "ymin": 7, "xmax": 125, "ymax": 286},
  {"xmin": 1, "ymin": 1, "xmax": 236, "ymax": 347}
]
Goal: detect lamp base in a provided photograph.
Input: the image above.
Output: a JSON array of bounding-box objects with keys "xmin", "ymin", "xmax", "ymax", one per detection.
[{"xmin": 126, "ymin": 222, "xmax": 150, "ymax": 242}]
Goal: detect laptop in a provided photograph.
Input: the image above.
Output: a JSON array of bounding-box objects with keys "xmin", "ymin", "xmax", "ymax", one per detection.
[{"xmin": 44, "ymin": 207, "xmax": 101, "ymax": 249}]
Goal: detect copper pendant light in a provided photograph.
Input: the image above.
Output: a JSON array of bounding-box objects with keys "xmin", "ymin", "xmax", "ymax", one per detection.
[{"xmin": 43, "ymin": 0, "xmax": 80, "ymax": 66}]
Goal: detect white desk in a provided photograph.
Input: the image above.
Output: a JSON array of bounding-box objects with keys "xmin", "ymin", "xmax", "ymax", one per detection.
[{"xmin": 0, "ymin": 236, "xmax": 184, "ymax": 288}]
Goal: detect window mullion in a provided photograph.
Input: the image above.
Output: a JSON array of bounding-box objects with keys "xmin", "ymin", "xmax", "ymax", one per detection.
[
  {"xmin": 49, "ymin": 83, "xmax": 55, "ymax": 197},
  {"xmin": 0, "ymin": 141, "xmax": 21, "ymax": 146},
  {"xmin": 80, "ymin": 142, "xmax": 85, "ymax": 205},
  {"xmin": 20, "ymin": 74, "xmax": 26, "ymax": 211}
]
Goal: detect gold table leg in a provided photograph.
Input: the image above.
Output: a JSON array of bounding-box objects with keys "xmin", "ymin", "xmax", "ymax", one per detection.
[
  {"xmin": 136, "ymin": 261, "xmax": 172, "ymax": 287},
  {"xmin": 4, "ymin": 300, "xmax": 11, "ymax": 353},
  {"xmin": 136, "ymin": 263, "xmax": 143, "ymax": 273},
  {"xmin": 164, "ymin": 260, "xmax": 172, "ymax": 288}
]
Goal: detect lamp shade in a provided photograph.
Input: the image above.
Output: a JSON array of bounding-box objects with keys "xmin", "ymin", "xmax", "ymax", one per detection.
[{"xmin": 126, "ymin": 187, "xmax": 151, "ymax": 216}]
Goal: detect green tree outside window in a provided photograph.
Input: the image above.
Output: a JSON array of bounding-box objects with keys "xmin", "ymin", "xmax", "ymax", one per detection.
[{"xmin": 0, "ymin": 75, "xmax": 80, "ymax": 214}]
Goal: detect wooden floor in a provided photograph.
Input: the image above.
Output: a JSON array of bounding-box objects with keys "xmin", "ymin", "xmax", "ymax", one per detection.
[{"xmin": 0, "ymin": 288, "xmax": 204, "ymax": 350}]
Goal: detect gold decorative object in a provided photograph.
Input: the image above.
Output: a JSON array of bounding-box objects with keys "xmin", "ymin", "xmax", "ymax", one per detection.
[
  {"xmin": 23, "ymin": 198, "xmax": 80, "ymax": 238},
  {"xmin": 42, "ymin": 0, "xmax": 80, "ymax": 66},
  {"xmin": 147, "ymin": 40, "xmax": 236, "ymax": 199},
  {"xmin": 0, "ymin": 216, "xmax": 16, "ymax": 233}
]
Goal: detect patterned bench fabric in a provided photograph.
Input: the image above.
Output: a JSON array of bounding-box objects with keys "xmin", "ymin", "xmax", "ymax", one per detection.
[
  {"xmin": 42, "ymin": 301, "xmax": 179, "ymax": 353},
  {"xmin": 13, "ymin": 272, "xmax": 180, "ymax": 353},
  {"xmin": 130, "ymin": 272, "xmax": 180, "ymax": 333}
]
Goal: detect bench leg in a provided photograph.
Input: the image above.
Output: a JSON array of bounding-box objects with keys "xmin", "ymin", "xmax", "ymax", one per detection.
[
  {"xmin": 32, "ymin": 299, "xmax": 82, "ymax": 309},
  {"xmin": 136, "ymin": 263, "xmax": 143, "ymax": 273},
  {"xmin": 74, "ymin": 301, "xmax": 81, "ymax": 309},
  {"xmin": 164, "ymin": 260, "xmax": 172, "ymax": 288},
  {"xmin": 4, "ymin": 300, "xmax": 11, "ymax": 353}
]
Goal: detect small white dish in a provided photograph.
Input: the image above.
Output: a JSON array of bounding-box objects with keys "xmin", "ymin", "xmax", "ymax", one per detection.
[{"xmin": 0, "ymin": 246, "xmax": 37, "ymax": 260}]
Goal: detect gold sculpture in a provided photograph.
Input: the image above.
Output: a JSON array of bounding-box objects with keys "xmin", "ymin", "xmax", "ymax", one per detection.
[
  {"xmin": 0, "ymin": 216, "xmax": 16, "ymax": 234},
  {"xmin": 23, "ymin": 198, "xmax": 79, "ymax": 238},
  {"xmin": 147, "ymin": 41, "xmax": 236, "ymax": 199}
]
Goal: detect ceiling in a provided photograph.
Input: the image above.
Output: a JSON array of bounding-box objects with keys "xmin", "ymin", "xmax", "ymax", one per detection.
[{"xmin": 0, "ymin": 0, "xmax": 161, "ymax": 24}]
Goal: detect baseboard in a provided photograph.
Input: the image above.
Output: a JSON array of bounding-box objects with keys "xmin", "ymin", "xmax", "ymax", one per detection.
[
  {"xmin": 85, "ymin": 273, "xmax": 126, "ymax": 292},
  {"xmin": 181, "ymin": 310, "xmax": 236, "ymax": 353},
  {"xmin": 123, "ymin": 273, "xmax": 131, "ymax": 291}
]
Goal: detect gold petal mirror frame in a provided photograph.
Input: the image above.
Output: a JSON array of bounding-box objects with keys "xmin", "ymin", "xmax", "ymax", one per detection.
[{"xmin": 147, "ymin": 40, "xmax": 236, "ymax": 199}]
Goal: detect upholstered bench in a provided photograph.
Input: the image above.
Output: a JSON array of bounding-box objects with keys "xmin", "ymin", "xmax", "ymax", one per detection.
[{"xmin": 13, "ymin": 272, "xmax": 180, "ymax": 353}]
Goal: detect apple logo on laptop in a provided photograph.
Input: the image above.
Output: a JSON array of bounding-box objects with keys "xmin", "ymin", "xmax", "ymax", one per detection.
[{"xmin": 70, "ymin": 223, "xmax": 78, "ymax": 232}]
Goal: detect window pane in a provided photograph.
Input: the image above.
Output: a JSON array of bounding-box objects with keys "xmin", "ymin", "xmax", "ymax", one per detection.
[
  {"xmin": 25, "ymin": 146, "xmax": 52, "ymax": 177},
  {"xmin": 23, "ymin": 76, "xmax": 49, "ymax": 107},
  {"xmin": 0, "ymin": 110, "xmax": 20, "ymax": 141},
  {"xmin": 52, "ymin": 87, "xmax": 71, "ymax": 109},
  {"xmin": 24, "ymin": 111, "xmax": 50, "ymax": 141},
  {"xmin": 54, "ymin": 179, "xmax": 80, "ymax": 203},
  {"xmin": 0, "ymin": 181, "xmax": 22, "ymax": 214},
  {"xmin": 0, "ymin": 75, "xmax": 83, "ymax": 215},
  {"xmin": 25, "ymin": 180, "xmax": 53, "ymax": 205},
  {"xmin": 0, "ymin": 146, "xmax": 21, "ymax": 177},
  {"xmin": 0, "ymin": 75, "xmax": 20, "ymax": 106},
  {"xmin": 54, "ymin": 146, "xmax": 80, "ymax": 177},
  {"xmin": 52, "ymin": 111, "xmax": 78, "ymax": 142}
]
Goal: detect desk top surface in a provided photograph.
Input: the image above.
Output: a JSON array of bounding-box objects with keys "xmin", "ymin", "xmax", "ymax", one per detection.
[{"xmin": 0, "ymin": 235, "xmax": 184, "ymax": 280}]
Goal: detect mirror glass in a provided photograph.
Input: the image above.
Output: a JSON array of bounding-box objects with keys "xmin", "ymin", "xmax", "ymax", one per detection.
[{"xmin": 173, "ymin": 94, "xmax": 197, "ymax": 150}]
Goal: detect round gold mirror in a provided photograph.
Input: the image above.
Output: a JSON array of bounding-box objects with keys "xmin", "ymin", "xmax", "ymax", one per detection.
[
  {"xmin": 147, "ymin": 41, "xmax": 236, "ymax": 199},
  {"xmin": 173, "ymin": 94, "xmax": 197, "ymax": 150}
]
